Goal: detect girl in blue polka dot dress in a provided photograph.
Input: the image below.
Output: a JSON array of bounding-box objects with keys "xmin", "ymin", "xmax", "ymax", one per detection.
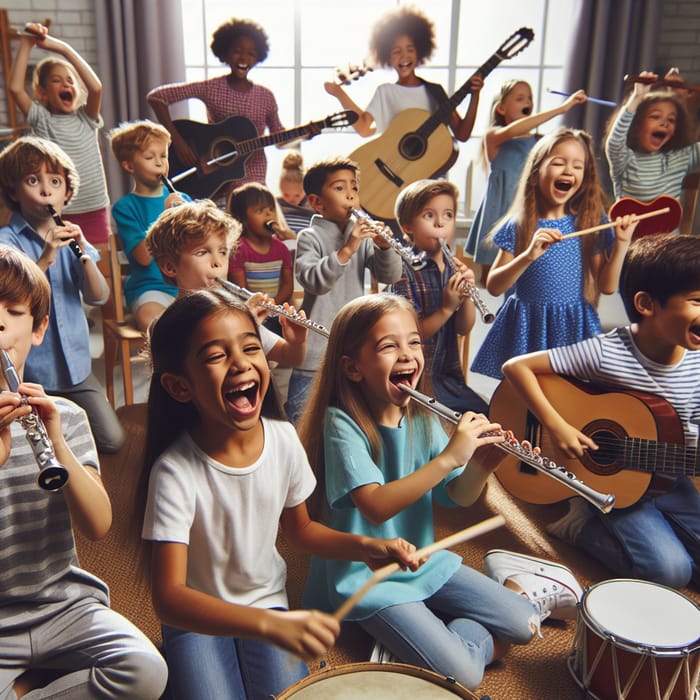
[{"xmin": 471, "ymin": 127, "xmax": 638, "ymax": 380}]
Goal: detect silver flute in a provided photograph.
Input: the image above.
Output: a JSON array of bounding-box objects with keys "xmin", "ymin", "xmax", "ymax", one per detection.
[
  {"xmin": 216, "ymin": 278, "xmax": 330, "ymax": 338},
  {"xmin": 439, "ymin": 239, "xmax": 495, "ymax": 324},
  {"xmin": 349, "ymin": 208, "xmax": 426, "ymax": 269},
  {"xmin": 0, "ymin": 350, "xmax": 69, "ymax": 491},
  {"xmin": 399, "ymin": 383, "xmax": 615, "ymax": 513}
]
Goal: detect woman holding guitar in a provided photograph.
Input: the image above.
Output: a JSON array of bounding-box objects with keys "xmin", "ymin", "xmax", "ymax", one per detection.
[{"xmin": 147, "ymin": 18, "xmax": 286, "ymax": 204}]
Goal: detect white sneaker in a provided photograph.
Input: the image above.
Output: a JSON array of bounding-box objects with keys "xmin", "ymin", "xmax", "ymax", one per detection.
[
  {"xmin": 369, "ymin": 640, "xmax": 397, "ymax": 664},
  {"xmin": 483, "ymin": 549, "xmax": 582, "ymax": 621}
]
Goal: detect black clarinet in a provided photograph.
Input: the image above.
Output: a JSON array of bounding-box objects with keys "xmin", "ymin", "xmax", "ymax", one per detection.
[
  {"xmin": 46, "ymin": 205, "xmax": 89, "ymax": 264},
  {"xmin": 0, "ymin": 350, "xmax": 69, "ymax": 491}
]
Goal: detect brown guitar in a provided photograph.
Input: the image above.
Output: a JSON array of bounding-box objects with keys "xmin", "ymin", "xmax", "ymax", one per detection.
[{"xmin": 489, "ymin": 375, "xmax": 697, "ymax": 509}]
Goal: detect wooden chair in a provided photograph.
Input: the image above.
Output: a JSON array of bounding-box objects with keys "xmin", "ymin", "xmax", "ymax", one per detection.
[
  {"xmin": 101, "ymin": 234, "xmax": 144, "ymax": 407},
  {"xmin": 680, "ymin": 171, "xmax": 700, "ymax": 235}
]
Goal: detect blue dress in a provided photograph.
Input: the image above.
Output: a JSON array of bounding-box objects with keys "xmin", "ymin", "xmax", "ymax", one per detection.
[
  {"xmin": 465, "ymin": 136, "xmax": 537, "ymax": 265},
  {"xmin": 470, "ymin": 215, "xmax": 613, "ymax": 379}
]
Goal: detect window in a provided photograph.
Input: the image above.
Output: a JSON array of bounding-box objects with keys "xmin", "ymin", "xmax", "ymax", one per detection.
[{"xmin": 178, "ymin": 0, "xmax": 578, "ymax": 219}]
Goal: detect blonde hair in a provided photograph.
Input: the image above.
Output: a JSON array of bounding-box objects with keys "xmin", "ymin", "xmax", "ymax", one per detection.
[
  {"xmin": 109, "ymin": 119, "xmax": 171, "ymax": 163},
  {"xmin": 298, "ymin": 293, "xmax": 432, "ymax": 521},
  {"xmin": 32, "ymin": 57, "xmax": 87, "ymax": 108},
  {"xmin": 279, "ymin": 150, "xmax": 305, "ymax": 186},
  {"xmin": 145, "ymin": 200, "xmax": 241, "ymax": 273},
  {"xmin": 0, "ymin": 136, "xmax": 79, "ymax": 210}
]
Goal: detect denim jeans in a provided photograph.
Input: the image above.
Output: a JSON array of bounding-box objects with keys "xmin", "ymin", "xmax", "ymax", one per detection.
[
  {"xmin": 284, "ymin": 370, "xmax": 315, "ymax": 426},
  {"xmin": 359, "ymin": 565, "xmax": 537, "ymax": 690},
  {"xmin": 575, "ymin": 475, "xmax": 700, "ymax": 588},
  {"xmin": 161, "ymin": 623, "xmax": 308, "ymax": 700}
]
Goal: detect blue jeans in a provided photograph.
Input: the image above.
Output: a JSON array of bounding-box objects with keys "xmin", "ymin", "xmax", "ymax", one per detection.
[
  {"xmin": 284, "ymin": 370, "xmax": 315, "ymax": 426},
  {"xmin": 162, "ymin": 623, "xmax": 308, "ymax": 700},
  {"xmin": 359, "ymin": 565, "xmax": 537, "ymax": 690},
  {"xmin": 575, "ymin": 475, "xmax": 700, "ymax": 588}
]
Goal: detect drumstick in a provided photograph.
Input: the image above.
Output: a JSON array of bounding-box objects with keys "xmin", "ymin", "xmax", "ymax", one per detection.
[
  {"xmin": 547, "ymin": 88, "xmax": 617, "ymax": 108},
  {"xmin": 332, "ymin": 515, "xmax": 506, "ymax": 622},
  {"xmin": 559, "ymin": 206, "xmax": 670, "ymax": 240}
]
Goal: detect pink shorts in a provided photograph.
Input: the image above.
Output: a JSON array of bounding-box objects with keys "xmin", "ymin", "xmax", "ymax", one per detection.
[{"xmin": 62, "ymin": 207, "xmax": 111, "ymax": 245}]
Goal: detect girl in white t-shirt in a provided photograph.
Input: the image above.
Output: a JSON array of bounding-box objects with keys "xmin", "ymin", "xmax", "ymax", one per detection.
[{"xmin": 140, "ymin": 288, "xmax": 417, "ymax": 700}]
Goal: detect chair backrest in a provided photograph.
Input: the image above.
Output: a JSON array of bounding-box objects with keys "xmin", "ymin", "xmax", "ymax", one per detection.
[
  {"xmin": 680, "ymin": 171, "xmax": 700, "ymax": 235},
  {"xmin": 106, "ymin": 233, "xmax": 130, "ymax": 325}
]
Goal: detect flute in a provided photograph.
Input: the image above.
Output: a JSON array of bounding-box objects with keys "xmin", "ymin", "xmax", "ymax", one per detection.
[
  {"xmin": 439, "ymin": 239, "xmax": 495, "ymax": 324},
  {"xmin": 349, "ymin": 208, "xmax": 426, "ymax": 270},
  {"xmin": 46, "ymin": 205, "xmax": 90, "ymax": 264},
  {"xmin": 0, "ymin": 350, "xmax": 69, "ymax": 492},
  {"xmin": 399, "ymin": 383, "xmax": 615, "ymax": 513},
  {"xmin": 216, "ymin": 277, "xmax": 330, "ymax": 338}
]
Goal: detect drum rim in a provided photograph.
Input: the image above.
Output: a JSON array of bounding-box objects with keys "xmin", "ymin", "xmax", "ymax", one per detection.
[
  {"xmin": 276, "ymin": 661, "xmax": 478, "ymax": 699},
  {"xmin": 580, "ymin": 578, "xmax": 700, "ymax": 654}
]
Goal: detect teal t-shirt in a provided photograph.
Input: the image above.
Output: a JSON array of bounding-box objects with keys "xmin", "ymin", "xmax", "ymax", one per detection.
[{"xmin": 303, "ymin": 407, "xmax": 463, "ymax": 621}]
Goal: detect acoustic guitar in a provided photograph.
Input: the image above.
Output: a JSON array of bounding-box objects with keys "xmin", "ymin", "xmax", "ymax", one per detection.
[
  {"xmin": 489, "ymin": 374, "xmax": 697, "ymax": 509},
  {"xmin": 169, "ymin": 110, "xmax": 358, "ymax": 200},
  {"xmin": 349, "ymin": 27, "xmax": 534, "ymax": 221}
]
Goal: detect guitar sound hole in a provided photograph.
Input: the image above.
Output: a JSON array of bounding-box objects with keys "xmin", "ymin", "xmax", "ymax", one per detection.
[
  {"xmin": 580, "ymin": 420, "xmax": 625, "ymax": 476},
  {"xmin": 398, "ymin": 133, "xmax": 427, "ymax": 160}
]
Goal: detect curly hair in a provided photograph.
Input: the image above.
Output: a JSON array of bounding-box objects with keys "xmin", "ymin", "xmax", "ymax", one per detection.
[
  {"xmin": 370, "ymin": 5, "xmax": 435, "ymax": 67},
  {"xmin": 624, "ymin": 92, "xmax": 693, "ymax": 152},
  {"xmin": 210, "ymin": 18, "xmax": 270, "ymax": 65},
  {"xmin": 109, "ymin": 119, "xmax": 171, "ymax": 163}
]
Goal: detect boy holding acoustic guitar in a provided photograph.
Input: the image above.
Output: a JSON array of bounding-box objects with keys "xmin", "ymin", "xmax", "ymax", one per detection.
[{"xmin": 500, "ymin": 233, "xmax": 700, "ymax": 590}]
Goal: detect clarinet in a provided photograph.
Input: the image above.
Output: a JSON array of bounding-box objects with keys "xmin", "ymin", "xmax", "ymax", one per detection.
[
  {"xmin": 0, "ymin": 350, "xmax": 69, "ymax": 491},
  {"xmin": 216, "ymin": 278, "xmax": 330, "ymax": 339},
  {"xmin": 399, "ymin": 383, "xmax": 615, "ymax": 513},
  {"xmin": 46, "ymin": 205, "xmax": 90, "ymax": 265},
  {"xmin": 349, "ymin": 208, "xmax": 427, "ymax": 270},
  {"xmin": 439, "ymin": 239, "xmax": 495, "ymax": 324}
]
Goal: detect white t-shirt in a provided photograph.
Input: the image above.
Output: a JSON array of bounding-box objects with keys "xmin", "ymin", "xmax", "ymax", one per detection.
[
  {"xmin": 365, "ymin": 83, "xmax": 435, "ymax": 133},
  {"xmin": 142, "ymin": 417, "xmax": 317, "ymax": 609}
]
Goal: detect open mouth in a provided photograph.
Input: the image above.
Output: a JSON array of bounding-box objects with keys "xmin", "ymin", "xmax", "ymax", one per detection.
[
  {"xmin": 236, "ymin": 63, "xmax": 249, "ymax": 71},
  {"xmin": 59, "ymin": 90, "xmax": 73, "ymax": 103},
  {"xmin": 522, "ymin": 106, "xmax": 532, "ymax": 115},
  {"xmin": 390, "ymin": 369, "xmax": 415, "ymax": 388},
  {"xmin": 554, "ymin": 180, "xmax": 574, "ymax": 193},
  {"xmin": 650, "ymin": 130, "xmax": 667, "ymax": 148},
  {"xmin": 224, "ymin": 380, "xmax": 259, "ymax": 413},
  {"xmin": 690, "ymin": 325, "xmax": 700, "ymax": 344}
]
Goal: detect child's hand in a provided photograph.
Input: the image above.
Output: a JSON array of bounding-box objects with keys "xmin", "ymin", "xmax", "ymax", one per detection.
[
  {"xmin": 0, "ymin": 391, "xmax": 32, "ymax": 468},
  {"xmin": 279, "ymin": 304, "xmax": 309, "ymax": 345},
  {"xmin": 443, "ymin": 412, "xmax": 506, "ymax": 468},
  {"xmin": 563, "ymin": 89, "xmax": 587, "ymax": 110},
  {"xmin": 265, "ymin": 609, "xmax": 340, "ymax": 661},
  {"xmin": 526, "ymin": 228, "xmax": 562, "ymax": 261},
  {"xmin": 16, "ymin": 382, "xmax": 63, "ymax": 447},
  {"xmin": 164, "ymin": 193, "xmax": 187, "ymax": 209},
  {"xmin": 23, "ymin": 22, "xmax": 48, "ymax": 40},
  {"xmin": 361, "ymin": 536, "xmax": 420, "ymax": 571},
  {"xmin": 469, "ymin": 74, "xmax": 484, "ymax": 93},
  {"xmin": 245, "ymin": 293, "xmax": 272, "ymax": 325},
  {"xmin": 612, "ymin": 213, "xmax": 639, "ymax": 243},
  {"xmin": 548, "ymin": 417, "xmax": 597, "ymax": 458},
  {"xmin": 631, "ymin": 70, "xmax": 657, "ymax": 101},
  {"xmin": 40, "ymin": 221, "xmax": 85, "ymax": 268}
]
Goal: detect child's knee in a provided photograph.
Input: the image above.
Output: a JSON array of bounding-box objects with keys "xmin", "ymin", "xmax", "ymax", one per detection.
[{"xmin": 100, "ymin": 647, "xmax": 168, "ymax": 699}]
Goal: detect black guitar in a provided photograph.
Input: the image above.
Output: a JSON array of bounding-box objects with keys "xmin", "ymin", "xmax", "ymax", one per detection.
[{"xmin": 169, "ymin": 110, "xmax": 358, "ymax": 199}]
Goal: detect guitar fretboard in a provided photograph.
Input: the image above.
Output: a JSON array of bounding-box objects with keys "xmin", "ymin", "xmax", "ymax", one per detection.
[{"xmin": 623, "ymin": 436, "xmax": 700, "ymax": 475}]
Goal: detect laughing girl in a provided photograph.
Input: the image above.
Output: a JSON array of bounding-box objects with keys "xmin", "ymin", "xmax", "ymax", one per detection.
[
  {"xmin": 141, "ymin": 289, "xmax": 417, "ymax": 700},
  {"xmin": 470, "ymin": 127, "xmax": 637, "ymax": 379},
  {"xmin": 605, "ymin": 70, "xmax": 700, "ymax": 202}
]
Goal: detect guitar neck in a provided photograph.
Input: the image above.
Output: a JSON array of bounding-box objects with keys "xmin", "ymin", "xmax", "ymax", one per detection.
[
  {"xmin": 624, "ymin": 436, "xmax": 700, "ymax": 477},
  {"xmin": 236, "ymin": 121, "xmax": 321, "ymax": 155}
]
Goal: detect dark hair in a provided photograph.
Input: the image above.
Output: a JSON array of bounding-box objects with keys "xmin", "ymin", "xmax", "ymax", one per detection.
[
  {"xmin": 620, "ymin": 234, "xmax": 700, "ymax": 322},
  {"xmin": 298, "ymin": 293, "xmax": 431, "ymax": 521},
  {"xmin": 0, "ymin": 245, "xmax": 51, "ymax": 329},
  {"xmin": 210, "ymin": 18, "xmax": 270, "ymax": 65},
  {"xmin": 227, "ymin": 182, "xmax": 276, "ymax": 229},
  {"xmin": 303, "ymin": 157, "xmax": 359, "ymax": 197},
  {"xmin": 370, "ymin": 6, "xmax": 435, "ymax": 67}
]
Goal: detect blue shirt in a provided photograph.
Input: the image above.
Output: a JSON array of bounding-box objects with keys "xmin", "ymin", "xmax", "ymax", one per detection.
[
  {"xmin": 111, "ymin": 188, "xmax": 185, "ymax": 307},
  {"xmin": 0, "ymin": 211, "xmax": 99, "ymax": 389},
  {"xmin": 302, "ymin": 407, "xmax": 463, "ymax": 621}
]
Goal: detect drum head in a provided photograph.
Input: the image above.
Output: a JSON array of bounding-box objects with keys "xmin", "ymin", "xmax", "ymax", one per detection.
[
  {"xmin": 277, "ymin": 662, "xmax": 478, "ymax": 699},
  {"xmin": 582, "ymin": 579, "xmax": 700, "ymax": 651}
]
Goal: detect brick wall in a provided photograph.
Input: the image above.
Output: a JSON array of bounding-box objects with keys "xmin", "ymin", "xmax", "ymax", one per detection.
[
  {"xmin": 0, "ymin": 0, "xmax": 97, "ymax": 130},
  {"xmin": 657, "ymin": 0, "xmax": 700, "ymax": 82}
]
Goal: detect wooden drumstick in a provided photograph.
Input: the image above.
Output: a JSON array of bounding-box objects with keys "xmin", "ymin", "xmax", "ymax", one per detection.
[
  {"xmin": 332, "ymin": 514, "xmax": 506, "ymax": 622},
  {"xmin": 559, "ymin": 206, "xmax": 670, "ymax": 240}
]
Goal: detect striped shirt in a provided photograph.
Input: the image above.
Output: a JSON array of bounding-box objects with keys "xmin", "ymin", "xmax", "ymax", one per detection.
[
  {"xmin": 0, "ymin": 399, "xmax": 108, "ymax": 631},
  {"xmin": 147, "ymin": 76, "xmax": 284, "ymax": 193},
  {"xmin": 28, "ymin": 102, "xmax": 110, "ymax": 214},
  {"xmin": 549, "ymin": 326, "xmax": 700, "ymax": 446},
  {"xmin": 605, "ymin": 109, "xmax": 700, "ymax": 201},
  {"xmin": 228, "ymin": 236, "xmax": 292, "ymax": 298}
]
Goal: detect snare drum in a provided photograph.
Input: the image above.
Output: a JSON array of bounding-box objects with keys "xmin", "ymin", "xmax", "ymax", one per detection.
[
  {"xmin": 276, "ymin": 662, "xmax": 479, "ymax": 699},
  {"xmin": 568, "ymin": 579, "xmax": 700, "ymax": 700}
]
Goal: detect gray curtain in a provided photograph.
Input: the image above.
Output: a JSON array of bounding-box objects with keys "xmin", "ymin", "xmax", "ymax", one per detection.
[{"xmin": 94, "ymin": 0, "xmax": 186, "ymax": 200}]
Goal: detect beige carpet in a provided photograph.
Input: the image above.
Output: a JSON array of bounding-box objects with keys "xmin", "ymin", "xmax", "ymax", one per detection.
[{"xmin": 77, "ymin": 405, "xmax": 700, "ymax": 700}]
